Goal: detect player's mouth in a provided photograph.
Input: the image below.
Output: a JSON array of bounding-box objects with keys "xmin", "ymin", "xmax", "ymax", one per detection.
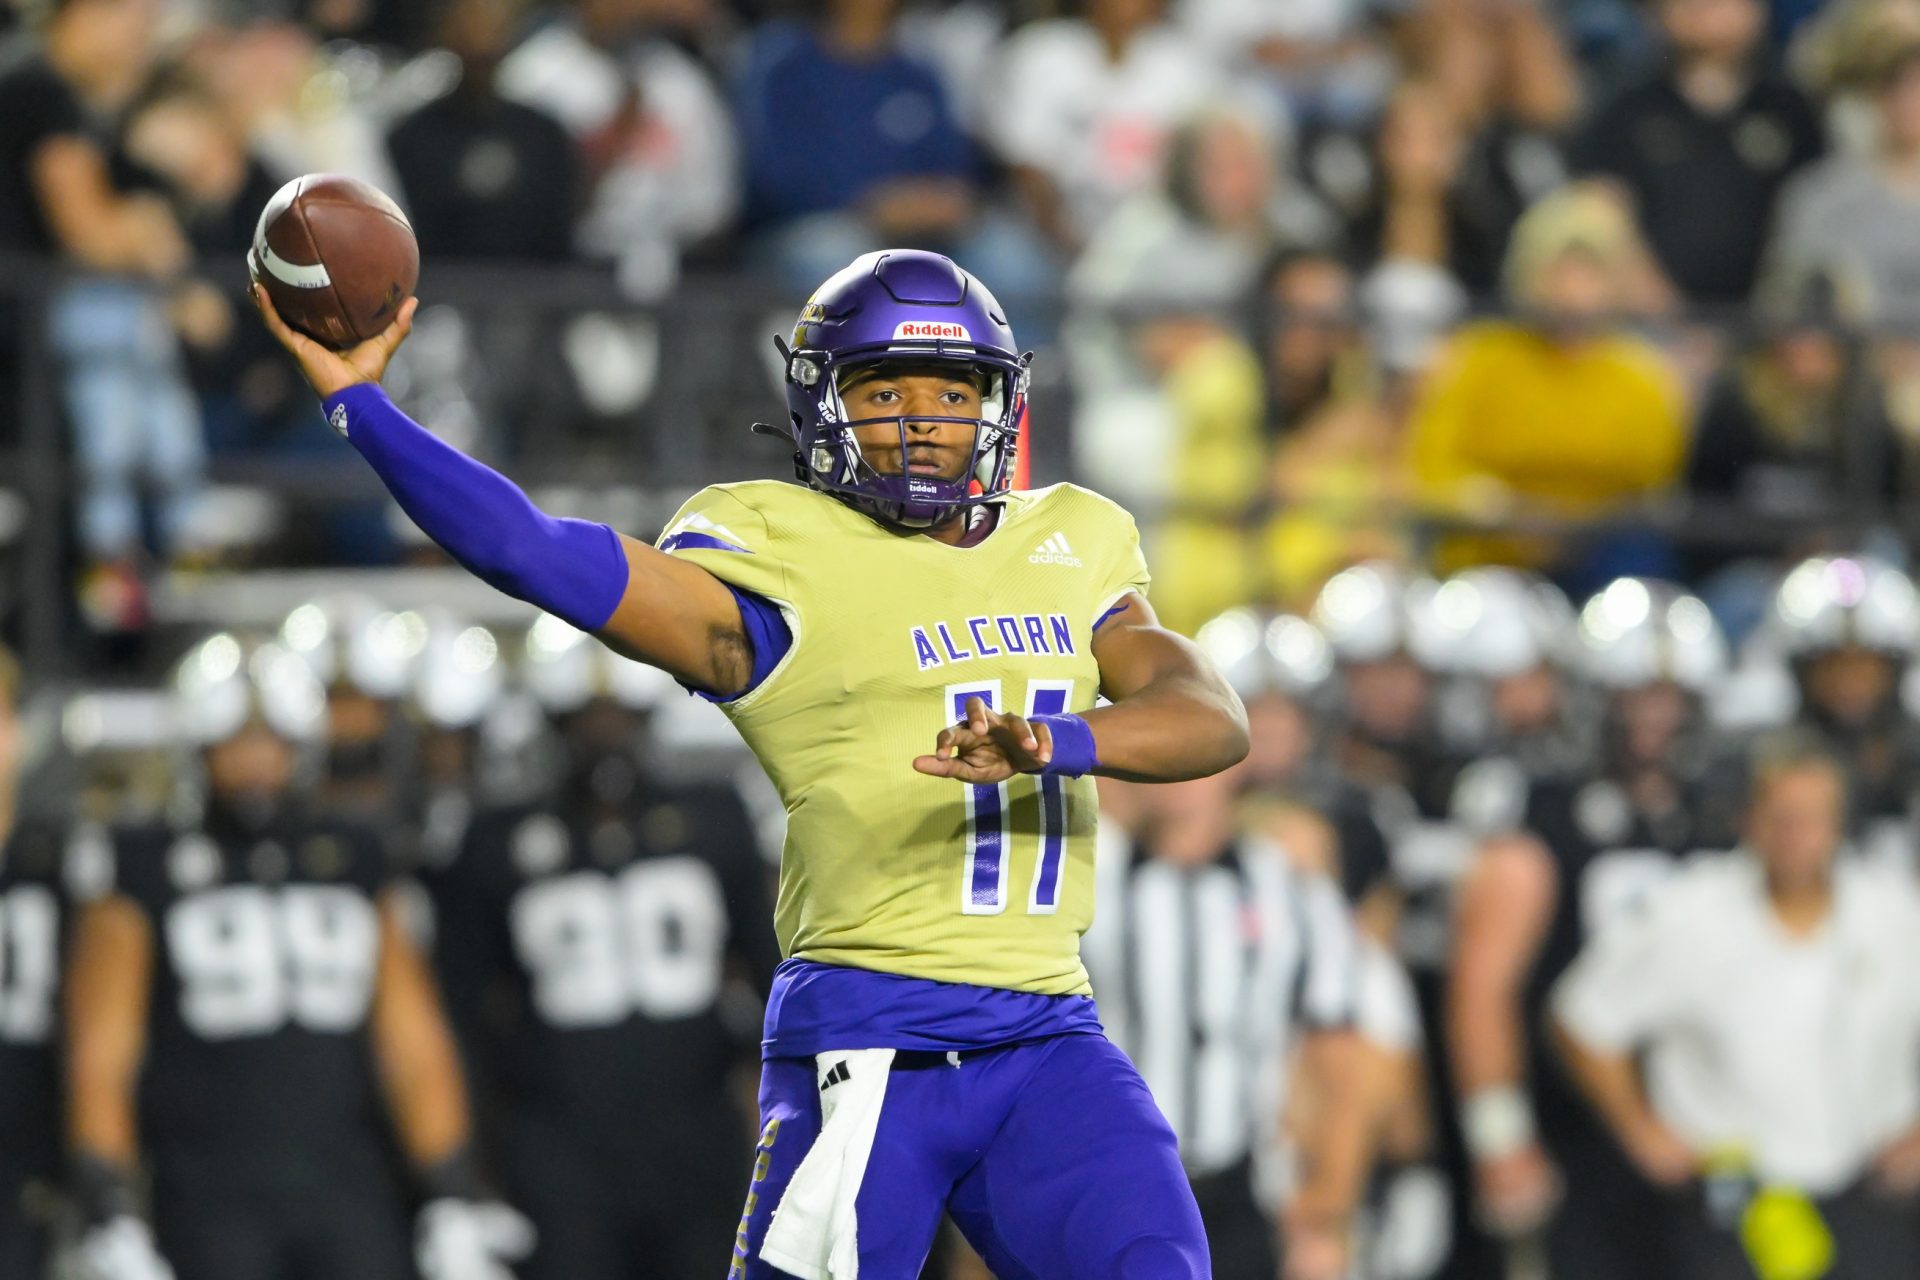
[{"xmin": 904, "ymin": 450, "xmax": 953, "ymax": 476}]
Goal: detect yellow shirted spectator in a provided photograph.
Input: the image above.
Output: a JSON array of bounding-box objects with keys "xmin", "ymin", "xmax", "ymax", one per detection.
[{"xmin": 1406, "ymin": 185, "xmax": 1688, "ymax": 573}]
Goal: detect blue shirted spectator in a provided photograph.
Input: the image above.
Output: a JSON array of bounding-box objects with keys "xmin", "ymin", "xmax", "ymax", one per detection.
[{"xmin": 736, "ymin": 0, "xmax": 1054, "ymax": 304}]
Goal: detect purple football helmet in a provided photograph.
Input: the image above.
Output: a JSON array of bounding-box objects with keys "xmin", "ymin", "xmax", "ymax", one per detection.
[{"xmin": 775, "ymin": 250, "xmax": 1030, "ymax": 530}]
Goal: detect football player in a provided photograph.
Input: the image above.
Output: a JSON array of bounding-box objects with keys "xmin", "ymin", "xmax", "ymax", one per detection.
[
  {"xmin": 255, "ymin": 248, "xmax": 1249, "ymax": 1278},
  {"xmin": 1447, "ymin": 579, "xmax": 1735, "ymax": 1280},
  {"xmin": 63, "ymin": 634, "xmax": 529, "ymax": 1280},
  {"xmin": 1427, "ymin": 568, "xmax": 1588, "ymax": 775},
  {"xmin": 277, "ymin": 594, "xmax": 425, "ymax": 823},
  {"xmin": 428, "ymin": 614, "xmax": 781, "ymax": 1279},
  {"xmin": 1195, "ymin": 608, "xmax": 1394, "ymax": 924},
  {"xmin": 0, "ymin": 643, "xmax": 93, "ymax": 1278},
  {"xmin": 1759, "ymin": 554, "xmax": 1920, "ymax": 865}
]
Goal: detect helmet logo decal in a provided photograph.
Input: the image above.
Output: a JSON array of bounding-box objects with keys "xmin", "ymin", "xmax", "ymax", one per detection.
[{"xmin": 893, "ymin": 321, "xmax": 971, "ymax": 340}]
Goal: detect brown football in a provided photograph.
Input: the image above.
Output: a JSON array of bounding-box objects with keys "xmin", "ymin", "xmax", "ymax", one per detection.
[{"xmin": 250, "ymin": 174, "xmax": 419, "ymax": 351}]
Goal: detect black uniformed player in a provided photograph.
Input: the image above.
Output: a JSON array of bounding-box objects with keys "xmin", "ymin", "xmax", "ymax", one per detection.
[
  {"xmin": 0, "ymin": 643, "xmax": 92, "ymax": 1279},
  {"xmin": 63, "ymin": 633, "xmax": 530, "ymax": 1280},
  {"xmin": 1195, "ymin": 608, "xmax": 1394, "ymax": 921},
  {"xmin": 277, "ymin": 594, "xmax": 427, "ymax": 824},
  {"xmin": 1312, "ymin": 562, "xmax": 1592, "ymax": 1280},
  {"xmin": 1448, "ymin": 579, "xmax": 1737, "ymax": 1280},
  {"xmin": 428, "ymin": 615, "xmax": 781, "ymax": 1279},
  {"xmin": 1762, "ymin": 555, "xmax": 1920, "ymax": 866},
  {"xmin": 1427, "ymin": 568, "xmax": 1590, "ymax": 777}
]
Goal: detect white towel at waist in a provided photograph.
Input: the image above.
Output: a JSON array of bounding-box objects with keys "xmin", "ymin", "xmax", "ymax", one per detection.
[{"xmin": 760, "ymin": 1048, "xmax": 897, "ymax": 1280}]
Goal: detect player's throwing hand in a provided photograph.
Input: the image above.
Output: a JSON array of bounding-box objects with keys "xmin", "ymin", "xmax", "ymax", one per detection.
[
  {"xmin": 913, "ymin": 694, "xmax": 1056, "ymax": 782},
  {"xmin": 252, "ymin": 283, "xmax": 417, "ymax": 400}
]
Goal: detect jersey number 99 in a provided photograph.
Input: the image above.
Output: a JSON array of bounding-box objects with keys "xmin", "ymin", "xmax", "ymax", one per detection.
[{"xmin": 166, "ymin": 885, "xmax": 379, "ymax": 1040}]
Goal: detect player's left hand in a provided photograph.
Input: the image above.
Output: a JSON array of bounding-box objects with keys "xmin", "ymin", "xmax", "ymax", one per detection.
[
  {"xmin": 414, "ymin": 1198, "xmax": 535, "ymax": 1280},
  {"xmin": 913, "ymin": 695, "xmax": 1054, "ymax": 783}
]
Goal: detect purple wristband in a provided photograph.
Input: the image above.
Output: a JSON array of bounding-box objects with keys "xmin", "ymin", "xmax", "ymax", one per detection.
[{"xmin": 1029, "ymin": 712, "xmax": 1099, "ymax": 779}]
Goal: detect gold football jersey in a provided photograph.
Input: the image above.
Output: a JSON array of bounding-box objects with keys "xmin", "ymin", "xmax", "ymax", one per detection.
[{"xmin": 657, "ymin": 480, "xmax": 1149, "ymax": 994}]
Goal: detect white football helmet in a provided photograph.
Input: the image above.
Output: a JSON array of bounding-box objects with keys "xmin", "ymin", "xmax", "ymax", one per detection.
[
  {"xmin": 1309, "ymin": 561, "xmax": 1451, "ymax": 668},
  {"xmin": 1195, "ymin": 609, "xmax": 1334, "ymax": 703},
  {"xmin": 1574, "ymin": 578, "xmax": 1728, "ymax": 693},
  {"xmin": 520, "ymin": 613, "xmax": 673, "ymax": 714},
  {"xmin": 170, "ymin": 633, "xmax": 327, "ymax": 746},
  {"xmin": 278, "ymin": 594, "xmax": 428, "ymax": 698}
]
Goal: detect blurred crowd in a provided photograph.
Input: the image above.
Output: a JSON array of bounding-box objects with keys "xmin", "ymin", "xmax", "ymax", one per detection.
[
  {"xmin": 6, "ymin": 552, "xmax": 1920, "ymax": 1280},
  {"xmin": 5, "ymin": 0, "xmax": 1920, "ymax": 642},
  {"xmin": 10, "ymin": 0, "xmax": 1920, "ymax": 1275}
]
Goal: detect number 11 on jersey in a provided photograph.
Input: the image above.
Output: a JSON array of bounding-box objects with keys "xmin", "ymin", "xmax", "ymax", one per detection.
[{"xmin": 946, "ymin": 680, "xmax": 1074, "ymax": 917}]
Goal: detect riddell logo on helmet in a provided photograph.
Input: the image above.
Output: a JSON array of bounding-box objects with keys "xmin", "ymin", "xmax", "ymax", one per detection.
[{"xmin": 894, "ymin": 321, "xmax": 971, "ymax": 340}]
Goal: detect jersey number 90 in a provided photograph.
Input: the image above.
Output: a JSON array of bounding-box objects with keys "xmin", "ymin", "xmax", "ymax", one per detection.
[{"xmin": 510, "ymin": 857, "xmax": 728, "ymax": 1028}]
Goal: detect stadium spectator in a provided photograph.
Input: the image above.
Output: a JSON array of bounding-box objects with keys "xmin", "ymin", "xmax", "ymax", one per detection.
[
  {"xmin": 1114, "ymin": 308, "xmax": 1264, "ymax": 634},
  {"xmin": 1068, "ymin": 105, "xmax": 1339, "ymax": 629},
  {"xmin": 1261, "ymin": 252, "xmax": 1436, "ymax": 603},
  {"xmin": 0, "ymin": 0, "xmax": 209, "ymax": 631},
  {"xmin": 734, "ymin": 0, "xmax": 1050, "ymax": 300},
  {"xmin": 1554, "ymin": 743, "xmax": 1920, "ymax": 1279},
  {"xmin": 1071, "ymin": 100, "xmax": 1338, "ymax": 318},
  {"xmin": 1174, "ymin": 0, "xmax": 1393, "ymax": 126},
  {"xmin": 1769, "ymin": 33, "xmax": 1920, "ymax": 329},
  {"xmin": 991, "ymin": 0, "xmax": 1218, "ymax": 251},
  {"xmin": 498, "ymin": 0, "xmax": 735, "ymax": 296},
  {"xmin": 1687, "ymin": 269, "xmax": 1901, "ymax": 519},
  {"xmin": 119, "ymin": 69, "xmax": 310, "ymax": 453},
  {"xmin": 1405, "ymin": 185, "xmax": 1688, "ymax": 579},
  {"xmin": 186, "ymin": 18, "xmax": 401, "ymax": 192},
  {"xmin": 1329, "ymin": 0, "xmax": 1578, "ymax": 298},
  {"xmin": 1574, "ymin": 0, "xmax": 1823, "ymax": 305},
  {"xmin": 1085, "ymin": 770, "xmax": 1371, "ymax": 1280},
  {"xmin": 388, "ymin": 0, "xmax": 579, "ymax": 263}
]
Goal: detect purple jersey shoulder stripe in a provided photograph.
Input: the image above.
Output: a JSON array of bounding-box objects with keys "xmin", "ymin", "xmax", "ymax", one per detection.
[
  {"xmin": 659, "ymin": 531, "xmax": 754, "ymax": 554},
  {"xmin": 1093, "ymin": 602, "xmax": 1127, "ymax": 631}
]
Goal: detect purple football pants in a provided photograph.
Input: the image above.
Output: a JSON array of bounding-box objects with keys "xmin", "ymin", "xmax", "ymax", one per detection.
[{"xmin": 728, "ymin": 1032, "xmax": 1210, "ymax": 1279}]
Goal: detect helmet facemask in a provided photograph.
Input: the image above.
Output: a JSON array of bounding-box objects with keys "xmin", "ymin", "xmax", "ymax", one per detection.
[{"xmin": 784, "ymin": 341, "xmax": 1029, "ymax": 530}]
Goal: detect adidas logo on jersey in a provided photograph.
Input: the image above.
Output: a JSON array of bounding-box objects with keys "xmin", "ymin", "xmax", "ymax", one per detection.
[{"xmin": 1028, "ymin": 533, "xmax": 1083, "ymax": 567}]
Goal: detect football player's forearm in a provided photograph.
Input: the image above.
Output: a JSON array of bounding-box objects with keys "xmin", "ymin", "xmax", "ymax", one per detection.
[
  {"xmin": 1449, "ymin": 840, "xmax": 1555, "ymax": 1100},
  {"xmin": 1082, "ymin": 674, "xmax": 1249, "ymax": 781},
  {"xmin": 324, "ymin": 384, "xmax": 629, "ymax": 631},
  {"xmin": 1292, "ymin": 1030, "xmax": 1372, "ymax": 1226},
  {"xmin": 64, "ymin": 900, "xmax": 149, "ymax": 1166},
  {"xmin": 1448, "ymin": 968, "xmax": 1529, "ymax": 1099},
  {"xmin": 372, "ymin": 905, "xmax": 473, "ymax": 1167}
]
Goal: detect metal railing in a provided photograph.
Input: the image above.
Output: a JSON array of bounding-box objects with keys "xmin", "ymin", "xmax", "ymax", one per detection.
[{"xmin": 4, "ymin": 254, "xmax": 1912, "ymax": 675}]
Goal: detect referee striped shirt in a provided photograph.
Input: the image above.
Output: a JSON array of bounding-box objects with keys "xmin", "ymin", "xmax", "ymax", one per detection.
[{"xmin": 1085, "ymin": 826, "xmax": 1361, "ymax": 1177}]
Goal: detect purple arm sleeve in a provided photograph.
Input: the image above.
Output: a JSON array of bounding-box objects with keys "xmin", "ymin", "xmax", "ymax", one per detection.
[{"xmin": 324, "ymin": 383, "xmax": 628, "ymax": 631}]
